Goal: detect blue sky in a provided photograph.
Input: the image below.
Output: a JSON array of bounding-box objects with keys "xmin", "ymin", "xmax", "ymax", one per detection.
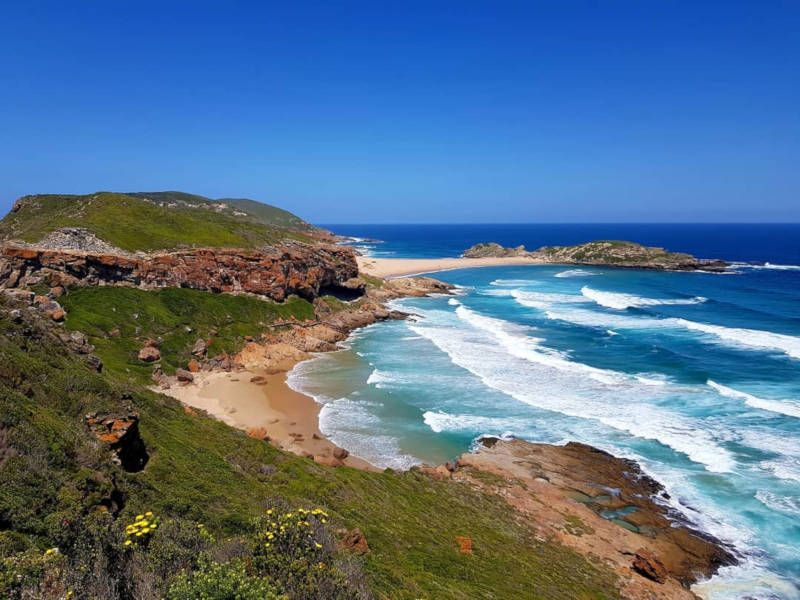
[{"xmin": 1, "ymin": 1, "xmax": 798, "ymax": 223}]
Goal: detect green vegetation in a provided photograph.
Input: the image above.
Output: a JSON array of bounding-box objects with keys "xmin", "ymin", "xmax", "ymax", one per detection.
[
  {"xmin": 0, "ymin": 292, "xmax": 621, "ymax": 599},
  {"xmin": 59, "ymin": 287, "xmax": 315, "ymax": 383},
  {"xmin": 0, "ymin": 192, "xmax": 319, "ymax": 252}
]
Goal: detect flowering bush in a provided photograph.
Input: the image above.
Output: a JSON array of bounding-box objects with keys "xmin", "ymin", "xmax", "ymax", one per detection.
[
  {"xmin": 123, "ymin": 511, "xmax": 159, "ymax": 548},
  {"xmin": 165, "ymin": 557, "xmax": 284, "ymax": 600},
  {"xmin": 250, "ymin": 507, "xmax": 361, "ymax": 600}
]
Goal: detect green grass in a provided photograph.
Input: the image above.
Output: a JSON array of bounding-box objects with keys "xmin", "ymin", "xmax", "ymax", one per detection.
[
  {"xmin": 0, "ymin": 293, "xmax": 621, "ymax": 599},
  {"xmin": 59, "ymin": 287, "xmax": 315, "ymax": 383},
  {"xmin": 0, "ymin": 192, "xmax": 316, "ymax": 252}
]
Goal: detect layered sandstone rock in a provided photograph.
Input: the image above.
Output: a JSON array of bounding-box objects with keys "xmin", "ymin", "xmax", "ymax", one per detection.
[
  {"xmin": 85, "ymin": 412, "xmax": 149, "ymax": 472},
  {"xmin": 454, "ymin": 437, "xmax": 735, "ymax": 597},
  {"xmin": 0, "ymin": 242, "xmax": 359, "ymax": 302}
]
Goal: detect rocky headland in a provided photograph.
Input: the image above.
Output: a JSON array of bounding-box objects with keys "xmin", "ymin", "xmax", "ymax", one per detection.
[
  {"xmin": 463, "ymin": 240, "xmax": 729, "ymax": 271},
  {"xmin": 436, "ymin": 437, "xmax": 736, "ymax": 597}
]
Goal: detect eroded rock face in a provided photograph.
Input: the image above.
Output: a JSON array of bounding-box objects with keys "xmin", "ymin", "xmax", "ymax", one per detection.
[
  {"xmin": 0, "ymin": 242, "xmax": 359, "ymax": 302},
  {"xmin": 85, "ymin": 412, "xmax": 148, "ymax": 472}
]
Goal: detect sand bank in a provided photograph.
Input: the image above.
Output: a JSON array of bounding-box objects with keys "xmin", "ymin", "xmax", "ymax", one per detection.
[
  {"xmin": 160, "ymin": 368, "xmax": 377, "ymax": 471},
  {"xmin": 357, "ymin": 255, "xmax": 542, "ymax": 278}
]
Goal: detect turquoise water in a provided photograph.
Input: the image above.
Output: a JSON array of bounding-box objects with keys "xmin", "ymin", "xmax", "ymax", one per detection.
[{"xmin": 291, "ymin": 225, "xmax": 800, "ymax": 598}]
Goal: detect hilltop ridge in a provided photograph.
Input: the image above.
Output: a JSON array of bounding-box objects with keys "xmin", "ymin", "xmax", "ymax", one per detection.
[{"xmin": 1, "ymin": 191, "xmax": 332, "ymax": 253}]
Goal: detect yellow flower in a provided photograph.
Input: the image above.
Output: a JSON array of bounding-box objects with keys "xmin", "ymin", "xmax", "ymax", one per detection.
[
  {"xmin": 265, "ymin": 542, "xmax": 270, "ymax": 547},
  {"xmin": 266, "ymin": 509, "xmax": 273, "ymax": 515},
  {"xmin": 135, "ymin": 514, "xmax": 144, "ymax": 520},
  {"xmin": 150, "ymin": 523, "xmax": 157, "ymax": 529},
  {"xmin": 135, "ymin": 532, "xmax": 143, "ymax": 537},
  {"xmin": 145, "ymin": 511, "xmax": 153, "ymax": 517},
  {"xmin": 140, "ymin": 520, "xmax": 149, "ymax": 527},
  {"xmin": 315, "ymin": 542, "xmax": 322, "ymax": 549},
  {"xmin": 321, "ymin": 519, "xmax": 327, "ymax": 523},
  {"xmin": 124, "ymin": 540, "xmax": 132, "ymax": 546}
]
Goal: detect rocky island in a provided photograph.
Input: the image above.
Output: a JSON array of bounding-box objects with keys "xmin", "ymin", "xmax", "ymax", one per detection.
[{"xmin": 463, "ymin": 240, "xmax": 729, "ymax": 271}]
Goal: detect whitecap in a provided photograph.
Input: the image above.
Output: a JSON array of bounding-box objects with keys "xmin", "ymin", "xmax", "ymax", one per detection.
[
  {"xmin": 422, "ymin": 410, "xmax": 524, "ymax": 434},
  {"xmin": 755, "ymin": 490, "xmax": 800, "ymax": 516},
  {"xmin": 489, "ymin": 278, "xmax": 539, "ymax": 286},
  {"xmin": 554, "ymin": 268, "xmax": 598, "ymax": 278},
  {"xmin": 676, "ymin": 319, "xmax": 800, "ymax": 361},
  {"xmin": 581, "ymin": 286, "xmax": 707, "ymax": 310},
  {"xmin": 708, "ymin": 380, "xmax": 800, "ymax": 418},
  {"xmin": 407, "ymin": 305, "xmax": 736, "ymax": 473}
]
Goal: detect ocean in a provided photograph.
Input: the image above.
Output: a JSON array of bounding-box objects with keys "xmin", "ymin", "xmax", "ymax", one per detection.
[{"xmin": 289, "ymin": 224, "xmax": 800, "ymax": 599}]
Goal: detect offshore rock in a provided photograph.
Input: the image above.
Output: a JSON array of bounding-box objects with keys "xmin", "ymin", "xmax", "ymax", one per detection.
[
  {"xmin": 0, "ymin": 242, "xmax": 359, "ymax": 302},
  {"xmin": 463, "ymin": 240, "xmax": 728, "ymax": 271}
]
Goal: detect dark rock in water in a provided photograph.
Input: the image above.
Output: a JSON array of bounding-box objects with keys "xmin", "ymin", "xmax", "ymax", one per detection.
[{"xmin": 85, "ymin": 412, "xmax": 148, "ymax": 472}]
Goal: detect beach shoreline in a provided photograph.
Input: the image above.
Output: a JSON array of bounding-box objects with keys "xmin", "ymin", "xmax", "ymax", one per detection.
[
  {"xmin": 157, "ymin": 365, "xmax": 378, "ymax": 471},
  {"xmin": 357, "ymin": 255, "xmax": 543, "ymax": 278}
]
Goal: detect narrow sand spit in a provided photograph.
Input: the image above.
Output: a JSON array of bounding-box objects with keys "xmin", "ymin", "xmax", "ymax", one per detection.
[{"xmin": 357, "ymin": 255, "xmax": 543, "ymax": 278}]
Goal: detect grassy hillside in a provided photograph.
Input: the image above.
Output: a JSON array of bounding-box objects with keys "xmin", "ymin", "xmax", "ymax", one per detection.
[
  {"xmin": 59, "ymin": 287, "xmax": 315, "ymax": 383},
  {"xmin": 0, "ymin": 290, "xmax": 621, "ymax": 599},
  {"xmin": 0, "ymin": 191, "xmax": 319, "ymax": 252}
]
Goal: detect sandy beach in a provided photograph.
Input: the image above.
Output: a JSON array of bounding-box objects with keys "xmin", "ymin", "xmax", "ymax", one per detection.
[
  {"xmin": 160, "ymin": 368, "xmax": 377, "ymax": 471},
  {"xmin": 357, "ymin": 255, "xmax": 543, "ymax": 278}
]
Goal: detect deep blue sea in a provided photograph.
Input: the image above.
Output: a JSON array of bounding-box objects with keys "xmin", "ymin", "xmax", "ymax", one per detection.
[{"xmin": 291, "ymin": 224, "xmax": 800, "ymax": 599}]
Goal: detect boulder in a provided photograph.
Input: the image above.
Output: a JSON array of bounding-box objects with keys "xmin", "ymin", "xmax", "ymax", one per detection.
[
  {"xmin": 333, "ymin": 447, "xmax": 349, "ymax": 460},
  {"xmin": 175, "ymin": 368, "xmax": 194, "ymax": 383},
  {"xmin": 455, "ymin": 536, "xmax": 473, "ymax": 554},
  {"xmin": 341, "ymin": 529, "xmax": 370, "ymax": 554},
  {"xmin": 138, "ymin": 346, "xmax": 161, "ymax": 362},
  {"xmin": 49, "ymin": 309, "xmax": 66, "ymax": 322},
  {"xmin": 187, "ymin": 359, "xmax": 200, "ymax": 373},
  {"xmin": 191, "ymin": 338, "xmax": 207, "ymax": 357},
  {"xmin": 632, "ymin": 549, "xmax": 668, "ymax": 584},
  {"xmin": 85, "ymin": 412, "xmax": 148, "ymax": 472}
]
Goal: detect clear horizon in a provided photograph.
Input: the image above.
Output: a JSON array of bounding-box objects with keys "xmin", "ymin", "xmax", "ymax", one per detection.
[{"xmin": 1, "ymin": 1, "xmax": 798, "ymax": 223}]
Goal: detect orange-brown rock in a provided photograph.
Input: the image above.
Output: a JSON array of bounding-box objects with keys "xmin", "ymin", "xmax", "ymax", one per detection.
[
  {"xmin": 332, "ymin": 447, "xmax": 349, "ymax": 460},
  {"xmin": 138, "ymin": 346, "xmax": 161, "ymax": 362},
  {"xmin": 49, "ymin": 309, "xmax": 66, "ymax": 321},
  {"xmin": 85, "ymin": 412, "xmax": 148, "ymax": 472},
  {"xmin": 341, "ymin": 529, "xmax": 370, "ymax": 554},
  {"xmin": 0, "ymin": 243, "xmax": 359, "ymax": 302},
  {"xmin": 187, "ymin": 359, "xmax": 200, "ymax": 373},
  {"xmin": 175, "ymin": 368, "xmax": 194, "ymax": 382},
  {"xmin": 455, "ymin": 536, "xmax": 473, "ymax": 554},
  {"xmin": 632, "ymin": 548, "xmax": 668, "ymax": 584},
  {"xmin": 246, "ymin": 427, "xmax": 270, "ymax": 440}
]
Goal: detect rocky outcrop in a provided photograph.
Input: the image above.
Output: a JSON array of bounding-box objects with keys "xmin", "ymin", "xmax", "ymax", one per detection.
[
  {"xmin": 85, "ymin": 412, "xmax": 149, "ymax": 472},
  {"xmin": 453, "ymin": 438, "xmax": 735, "ymax": 594},
  {"xmin": 0, "ymin": 242, "xmax": 359, "ymax": 302},
  {"xmin": 463, "ymin": 240, "xmax": 728, "ymax": 271}
]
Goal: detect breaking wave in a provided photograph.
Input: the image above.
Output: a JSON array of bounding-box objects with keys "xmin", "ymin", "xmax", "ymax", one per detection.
[
  {"xmin": 554, "ymin": 268, "xmax": 598, "ymax": 278},
  {"xmin": 581, "ymin": 286, "xmax": 707, "ymax": 310},
  {"xmin": 708, "ymin": 380, "xmax": 800, "ymax": 419}
]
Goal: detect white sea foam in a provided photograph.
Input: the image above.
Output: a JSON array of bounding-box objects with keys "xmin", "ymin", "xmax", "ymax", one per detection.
[
  {"xmin": 606, "ymin": 329, "xmax": 619, "ymax": 336},
  {"xmin": 407, "ymin": 304, "xmax": 736, "ymax": 473},
  {"xmin": 422, "ymin": 410, "xmax": 524, "ymax": 435},
  {"xmin": 676, "ymin": 319, "xmax": 800, "ymax": 360},
  {"xmin": 693, "ymin": 561, "xmax": 800, "ymax": 600},
  {"xmin": 400, "ymin": 335, "xmax": 423, "ymax": 341},
  {"xmin": 730, "ymin": 262, "xmax": 800, "ymax": 271},
  {"xmin": 447, "ymin": 297, "xmax": 461, "ymax": 306},
  {"xmin": 511, "ymin": 289, "xmax": 584, "ymax": 310},
  {"xmin": 318, "ymin": 398, "xmax": 420, "ymax": 470},
  {"xmin": 755, "ymin": 490, "xmax": 800, "ymax": 516},
  {"xmin": 708, "ymin": 380, "xmax": 800, "ymax": 418},
  {"xmin": 554, "ymin": 268, "xmax": 598, "ymax": 278},
  {"xmin": 366, "ymin": 368, "xmax": 392, "ymax": 387},
  {"xmin": 581, "ymin": 286, "xmax": 707, "ymax": 310},
  {"xmin": 542, "ymin": 303, "xmax": 800, "ymax": 361},
  {"xmin": 489, "ymin": 278, "xmax": 539, "ymax": 286}
]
